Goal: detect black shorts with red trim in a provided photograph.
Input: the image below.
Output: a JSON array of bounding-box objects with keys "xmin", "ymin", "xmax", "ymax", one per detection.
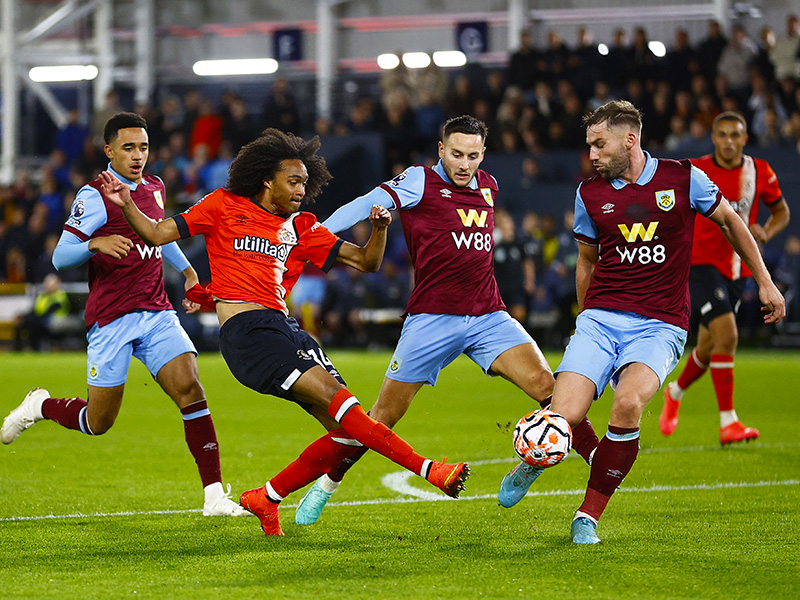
[
  {"xmin": 689, "ymin": 265, "xmax": 747, "ymax": 329},
  {"xmin": 218, "ymin": 308, "xmax": 345, "ymax": 401}
]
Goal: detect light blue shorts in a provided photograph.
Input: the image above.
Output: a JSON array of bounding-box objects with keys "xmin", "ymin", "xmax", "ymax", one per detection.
[
  {"xmin": 386, "ymin": 311, "xmax": 534, "ymax": 385},
  {"xmin": 86, "ymin": 310, "xmax": 197, "ymax": 387},
  {"xmin": 555, "ymin": 308, "xmax": 687, "ymax": 399}
]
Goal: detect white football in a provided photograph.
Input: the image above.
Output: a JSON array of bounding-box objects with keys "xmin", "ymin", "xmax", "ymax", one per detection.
[{"xmin": 512, "ymin": 409, "xmax": 572, "ymax": 468}]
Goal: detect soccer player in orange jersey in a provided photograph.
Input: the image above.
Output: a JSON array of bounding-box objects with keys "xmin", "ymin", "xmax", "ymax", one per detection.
[
  {"xmin": 660, "ymin": 112, "xmax": 790, "ymax": 445},
  {"xmin": 100, "ymin": 129, "xmax": 469, "ymax": 536}
]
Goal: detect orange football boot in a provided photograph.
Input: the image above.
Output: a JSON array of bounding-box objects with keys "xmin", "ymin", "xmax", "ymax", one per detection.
[
  {"xmin": 427, "ymin": 459, "xmax": 470, "ymax": 498},
  {"xmin": 240, "ymin": 487, "xmax": 284, "ymax": 536},
  {"xmin": 720, "ymin": 421, "xmax": 759, "ymax": 445}
]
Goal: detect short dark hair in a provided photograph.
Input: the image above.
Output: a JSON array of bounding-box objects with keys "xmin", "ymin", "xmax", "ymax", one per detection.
[
  {"xmin": 583, "ymin": 100, "xmax": 643, "ymax": 133},
  {"xmin": 712, "ymin": 111, "xmax": 747, "ymax": 132},
  {"xmin": 442, "ymin": 115, "xmax": 488, "ymax": 142},
  {"xmin": 104, "ymin": 112, "xmax": 148, "ymax": 145},
  {"xmin": 226, "ymin": 128, "xmax": 332, "ymax": 202}
]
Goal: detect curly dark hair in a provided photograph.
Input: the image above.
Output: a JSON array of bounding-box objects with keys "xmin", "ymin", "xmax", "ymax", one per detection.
[{"xmin": 226, "ymin": 128, "xmax": 332, "ymax": 202}]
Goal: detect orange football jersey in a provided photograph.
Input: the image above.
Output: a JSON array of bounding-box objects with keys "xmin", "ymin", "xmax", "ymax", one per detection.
[{"xmin": 174, "ymin": 188, "xmax": 343, "ymax": 315}]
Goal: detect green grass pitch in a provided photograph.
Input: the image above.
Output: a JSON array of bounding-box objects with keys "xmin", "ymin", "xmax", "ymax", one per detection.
[{"xmin": 1, "ymin": 350, "xmax": 798, "ymax": 599}]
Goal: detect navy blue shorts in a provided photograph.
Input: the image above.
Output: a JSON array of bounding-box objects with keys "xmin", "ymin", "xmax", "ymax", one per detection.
[
  {"xmin": 218, "ymin": 309, "xmax": 345, "ymax": 401},
  {"xmin": 689, "ymin": 265, "xmax": 747, "ymax": 329}
]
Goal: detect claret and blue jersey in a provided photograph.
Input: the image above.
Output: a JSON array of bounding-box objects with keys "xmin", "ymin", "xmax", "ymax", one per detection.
[
  {"xmin": 573, "ymin": 151, "xmax": 722, "ymax": 331},
  {"xmin": 323, "ymin": 159, "xmax": 505, "ymax": 316}
]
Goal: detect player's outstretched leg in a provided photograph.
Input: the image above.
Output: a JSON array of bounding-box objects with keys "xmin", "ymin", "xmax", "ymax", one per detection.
[
  {"xmin": 498, "ymin": 461, "xmax": 543, "ymax": 508},
  {"xmin": 1, "ymin": 388, "xmax": 48, "ymax": 444},
  {"xmin": 328, "ymin": 390, "xmax": 470, "ymax": 497},
  {"xmin": 571, "ymin": 513, "xmax": 601, "ymax": 544},
  {"xmin": 659, "ymin": 382, "xmax": 681, "ymax": 436},
  {"xmin": 240, "ymin": 485, "xmax": 284, "ymax": 536}
]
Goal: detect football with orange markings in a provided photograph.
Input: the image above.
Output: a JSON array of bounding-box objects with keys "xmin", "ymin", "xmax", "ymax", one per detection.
[{"xmin": 512, "ymin": 409, "xmax": 572, "ymax": 468}]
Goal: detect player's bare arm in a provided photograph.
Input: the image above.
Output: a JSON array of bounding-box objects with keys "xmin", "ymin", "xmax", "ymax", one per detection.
[
  {"xmin": 575, "ymin": 241, "xmax": 598, "ymax": 312},
  {"xmin": 709, "ymin": 200, "xmax": 785, "ymax": 323},
  {"xmin": 335, "ymin": 205, "xmax": 391, "ymax": 272},
  {"xmin": 88, "ymin": 235, "xmax": 133, "ymax": 259},
  {"xmin": 749, "ymin": 198, "xmax": 790, "ymax": 244},
  {"xmin": 99, "ymin": 170, "xmax": 181, "ymax": 247}
]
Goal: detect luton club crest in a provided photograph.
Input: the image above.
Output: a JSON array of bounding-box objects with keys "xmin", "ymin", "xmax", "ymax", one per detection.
[{"xmin": 655, "ymin": 189, "xmax": 676, "ymax": 212}]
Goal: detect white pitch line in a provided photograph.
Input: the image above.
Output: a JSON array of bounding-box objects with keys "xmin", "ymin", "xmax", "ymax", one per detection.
[
  {"xmin": 2, "ymin": 479, "xmax": 798, "ymax": 523},
  {"xmin": 2, "ymin": 441, "xmax": 799, "ymax": 523}
]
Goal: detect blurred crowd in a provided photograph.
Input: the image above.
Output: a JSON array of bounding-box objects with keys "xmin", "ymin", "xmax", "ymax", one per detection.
[{"xmin": 1, "ymin": 15, "xmax": 800, "ymax": 347}]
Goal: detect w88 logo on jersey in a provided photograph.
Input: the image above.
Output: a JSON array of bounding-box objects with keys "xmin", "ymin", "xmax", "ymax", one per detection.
[
  {"xmin": 451, "ymin": 231, "xmax": 493, "ymax": 251},
  {"xmin": 615, "ymin": 243, "xmax": 666, "ymax": 264}
]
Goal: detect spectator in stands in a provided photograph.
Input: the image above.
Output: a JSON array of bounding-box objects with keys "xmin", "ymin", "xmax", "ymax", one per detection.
[
  {"xmin": 756, "ymin": 26, "xmax": 777, "ymax": 83},
  {"xmin": 13, "ymin": 273, "xmax": 70, "ymax": 351},
  {"xmin": 697, "ymin": 20, "xmax": 728, "ymax": 83},
  {"xmin": 603, "ymin": 28, "xmax": 633, "ymax": 94},
  {"xmin": 540, "ymin": 30, "xmax": 570, "ymax": 84},
  {"xmin": 507, "ymin": 30, "xmax": 538, "ymax": 93},
  {"xmin": 493, "ymin": 209, "xmax": 535, "ymax": 324},
  {"xmin": 222, "ymin": 96, "xmax": 255, "ymax": 153},
  {"xmin": 189, "ymin": 97, "xmax": 224, "ymax": 160},
  {"xmin": 444, "ymin": 74, "xmax": 476, "ymax": 119},
  {"xmin": 769, "ymin": 14, "xmax": 800, "ymax": 81},
  {"xmin": 569, "ymin": 26, "xmax": 602, "ymax": 100},
  {"xmin": 630, "ymin": 27, "xmax": 659, "ymax": 84},
  {"xmin": 57, "ymin": 109, "xmax": 89, "ymax": 165},
  {"xmin": 717, "ymin": 24, "xmax": 758, "ymax": 102},
  {"xmin": 664, "ymin": 114, "xmax": 691, "ymax": 152},
  {"xmin": 644, "ymin": 89, "xmax": 673, "ymax": 149},
  {"xmin": 262, "ymin": 77, "xmax": 301, "ymax": 134},
  {"xmin": 587, "ymin": 80, "xmax": 614, "ymax": 112},
  {"xmin": 149, "ymin": 95, "xmax": 185, "ymax": 149},
  {"xmin": 666, "ymin": 28, "xmax": 698, "ymax": 92},
  {"xmin": 414, "ymin": 89, "xmax": 447, "ymax": 149},
  {"xmin": 749, "ymin": 72, "xmax": 788, "ymax": 143},
  {"xmin": 674, "ymin": 118, "xmax": 714, "ymax": 155},
  {"xmin": 91, "ymin": 90, "xmax": 122, "ymax": 144}
]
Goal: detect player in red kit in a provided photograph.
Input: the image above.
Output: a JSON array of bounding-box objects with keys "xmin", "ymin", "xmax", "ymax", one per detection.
[
  {"xmin": 660, "ymin": 112, "xmax": 790, "ymax": 444},
  {"xmin": 0, "ymin": 113, "xmax": 247, "ymax": 517},
  {"xmin": 101, "ymin": 128, "xmax": 469, "ymax": 536},
  {"xmin": 293, "ymin": 115, "xmax": 596, "ymax": 525},
  {"xmin": 502, "ymin": 101, "xmax": 784, "ymax": 544}
]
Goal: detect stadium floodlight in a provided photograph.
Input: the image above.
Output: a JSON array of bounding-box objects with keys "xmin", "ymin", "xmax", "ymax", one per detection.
[
  {"xmin": 192, "ymin": 58, "xmax": 278, "ymax": 76},
  {"xmin": 432, "ymin": 51, "xmax": 466, "ymax": 68},
  {"xmin": 597, "ymin": 43, "xmax": 609, "ymax": 56},
  {"xmin": 402, "ymin": 52, "xmax": 431, "ymax": 69},
  {"xmin": 377, "ymin": 53, "xmax": 400, "ymax": 70},
  {"xmin": 28, "ymin": 65, "xmax": 98, "ymax": 82},
  {"xmin": 648, "ymin": 41, "xmax": 667, "ymax": 58}
]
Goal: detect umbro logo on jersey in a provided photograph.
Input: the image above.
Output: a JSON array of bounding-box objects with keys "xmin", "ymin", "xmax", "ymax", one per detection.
[
  {"xmin": 235, "ymin": 214, "xmax": 248, "ymax": 224},
  {"xmin": 440, "ymin": 189, "xmax": 452, "ymax": 198},
  {"xmin": 602, "ymin": 203, "xmax": 615, "ymax": 213}
]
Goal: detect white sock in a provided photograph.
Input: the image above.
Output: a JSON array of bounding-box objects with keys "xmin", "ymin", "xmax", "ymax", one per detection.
[
  {"xmin": 720, "ymin": 410, "xmax": 739, "ymax": 429},
  {"xmin": 574, "ymin": 510, "xmax": 597, "ymax": 525},
  {"xmin": 203, "ymin": 481, "xmax": 224, "ymax": 503},
  {"xmin": 319, "ymin": 474, "xmax": 340, "ymax": 494},
  {"xmin": 669, "ymin": 381, "xmax": 685, "ymax": 401}
]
